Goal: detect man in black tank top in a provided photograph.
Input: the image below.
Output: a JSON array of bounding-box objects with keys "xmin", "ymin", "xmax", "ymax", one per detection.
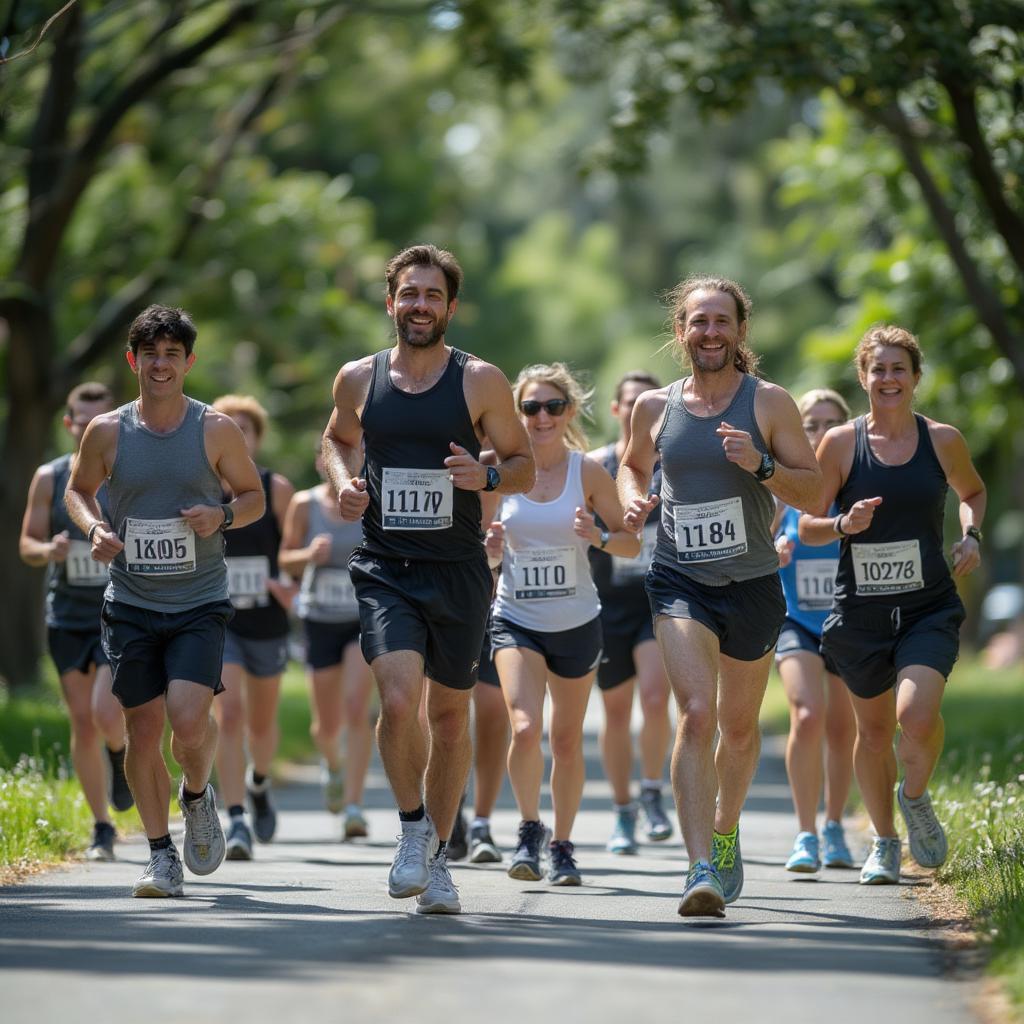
[
  {"xmin": 619, "ymin": 275, "xmax": 823, "ymax": 918},
  {"xmin": 322, "ymin": 244, "xmax": 534, "ymax": 914},
  {"xmin": 19, "ymin": 382, "xmax": 131, "ymax": 862}
]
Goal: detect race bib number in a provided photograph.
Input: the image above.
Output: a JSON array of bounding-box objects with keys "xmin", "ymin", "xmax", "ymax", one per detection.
[
  {"xmin": 795, "ymin": 558, "xmax": 838, "ymax": 611},
  {"xmin": 312, "ymin": 568, "xmax": 358, "ymax": 617},
  {"xmin": 381, "ymin": 468, "xmax": 453, "ymax": 530},
  {"xmin": 227, "ymin": 556, "xmax": 270, "ymax": 609},
  {"xmin": 852, "ymin": 540, "xmax": 924, "ymax": 595},
  {"xmin": 65, "ymin": 539, "xmax": 108, "ymax": 587},
  {"xmin": 513, "ymin": 546, "xmax": 577, "ymax": 600},
  {"xmin": 611, "ymin": 522, "xmax": 658, "ymax": 585},
  {"xmin": 124, "ymin": 518, "xmax": 195, "ymax": 576},
  {"xmin": 673, "ymin": 496, "xmax": 747, "ymax": 563}
]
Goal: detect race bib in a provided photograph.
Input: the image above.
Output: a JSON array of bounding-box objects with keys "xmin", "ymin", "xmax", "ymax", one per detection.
[
  {"xmin": 312, "ymin": 568, "xmax": 358, "ymax": 617},
  {"xmin": 381, "ymin": 468, "xmax": 453, "ymax": 530},
  {"xmin": 673, "ymin": 496, "xmax": 747, "ymax": 563},
  {"xmin": 851, "ymin": 540, "xmax": 924, "ymax": 595},
  {"xmin": 795, "ymin": 558, "xmax": 838, "ymax": 611},
  {"xmin": 65, "ymin": 539, "xmax": 108, "ymax": 587},
  {"xmin": 513, "ymin": 546, "xmax": 577, "ymax": 600},
  {"xmin": 123, "ymin": 517, "xmax": 195, "ymax": 576},
  {"xmin": 227, "ymin": 556, "xmax": 270, "ymax": 609},
  {"xmin": 610, "ymin": 522, "xmax": 658, "ymax": 585}
]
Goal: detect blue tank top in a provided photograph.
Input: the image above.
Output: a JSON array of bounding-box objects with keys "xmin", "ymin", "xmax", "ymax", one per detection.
[{"xmin": 777, "ymin": 503, "xmax": 838, "ymax": 636}]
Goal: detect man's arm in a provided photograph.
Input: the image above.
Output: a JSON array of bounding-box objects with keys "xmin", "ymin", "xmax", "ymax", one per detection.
[
  {"xmin": 66, "ymin": 414, "xmax": 124, "ymax": 564},
  {"xmin": 618, "ymin": 388, "xmax": 667, "ymax": 534},
  {"xmin": 322, "ymin": 357, "xmax": 373, "ymax": 521},
  {"xmin": 20, "ymin": 465, "xmax": 67, "ymax": 567}
]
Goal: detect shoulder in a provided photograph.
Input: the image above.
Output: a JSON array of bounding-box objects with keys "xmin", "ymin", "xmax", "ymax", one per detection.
[
  {"xmin": 291, "ymin": 486, "xmax": 316, "ymax": 507},
  {"xmin": 753, "ymin": 378, "xmax": 799, "ymax": 417},
  {"xmin": 818, "ymin": 422, "xmax": 856, "ymax": 461},
  {"xmin": 203, "ymin": 407, "xmax": 244, "ymax": 441},
  {"xmin": 334, "ymin": 354, "xmax": 377, "ymax": 397},
  {"xmin": 581, "ymin": 452, "xmax": 614, "ymax": 487},
  {"xmin": 270, "ymin": 472, "xmax": 294, "ymax": 496},
  {"xmin": 80, "ymin": 409, "xmax": 121, "ymax": 448},
  {"xmin": 461, "ymin": 353, "xmax": 510, "ymax": 392},
  {"xmin": 922, "ymin": 415, "xmax": 966, "ymax": 452},
  {"xmin": 635, "ymin": 385, "xmax": 671, "ymax": 419}
]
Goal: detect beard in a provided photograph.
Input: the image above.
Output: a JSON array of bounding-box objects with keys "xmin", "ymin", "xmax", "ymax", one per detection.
[
  {"xmin": 687, "ymin": 340, "xmax": 734, "ymax": 373},
  {"xmin": 396, "ymin": 310, "xmax": 449, "ymax": 348}
]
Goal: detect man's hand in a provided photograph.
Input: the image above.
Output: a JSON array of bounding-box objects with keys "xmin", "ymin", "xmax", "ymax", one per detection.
[
  {"xmin": 838, "ymin": 496, "xmax": 883, "ymax": 536},
  {"xmin": 181, "ymin": 504, "xmax": 226, "ymax": 539},
  {"xmin": 444, "ymin": 442, "xmax": 486, "ymax": 491},
  {"xmin": 623, "ymin": 493, "xmax": 659, "ymax": 534},
  {"xmin": 338, "ymin": 478, "xmax": 370, "ymax": 521},
  {"xmin": 717, "ymin": 421, "xmax": 760, "ymax": 473},
  {"xmin": 49, "ymin": 531, "xmax": 70, "ymax": 563},
  {"xmin": 90, "ymin": 524, "xmax": 124, "ymax": 564}
]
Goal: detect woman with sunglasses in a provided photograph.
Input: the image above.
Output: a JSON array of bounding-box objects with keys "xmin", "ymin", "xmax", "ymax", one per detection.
[
  {"xmin": 773, "ymin": 389, "xmax": 856, "ymax": 875},
  {"xmin": 489, "ymin": 363, "xmax": 640, "ymax": 885}
]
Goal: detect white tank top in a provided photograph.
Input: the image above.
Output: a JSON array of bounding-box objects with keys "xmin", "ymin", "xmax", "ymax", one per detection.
[{"xmin": 493, "ymin": 450, "xmax": 601, "ymax": 632}]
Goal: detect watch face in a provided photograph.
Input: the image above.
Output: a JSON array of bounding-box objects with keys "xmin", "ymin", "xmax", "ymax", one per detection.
[{"xmin": 486, "ymin": 466, "xmax": 500, "ymax": 491}]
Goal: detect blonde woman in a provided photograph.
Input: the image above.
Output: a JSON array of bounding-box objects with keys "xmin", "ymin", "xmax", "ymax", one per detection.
[{"xmin": 489, "ymin": 363, "xmax": 640, "ymax": 885}]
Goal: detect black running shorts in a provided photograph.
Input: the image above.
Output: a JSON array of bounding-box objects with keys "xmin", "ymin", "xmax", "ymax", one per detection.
[
  {"xmin": 301, "ymin": 619, "xmax": 361, "ymax": 671},
  {"xmin": 47, "ymin": 627, "xmax": 108, "ymax": 677},
  {"xmin": 490, "ymin": 614, "xmax": 603, "ymax": 680},
  {"xmin": 597, "ymin": 607, "xmax": 656, "ymax": 691}
]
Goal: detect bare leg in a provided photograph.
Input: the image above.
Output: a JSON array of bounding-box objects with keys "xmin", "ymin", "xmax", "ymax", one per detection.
[
  {"xmin": 423, "ymin": 679, "xmax": 473, "ymax": 841},
  {"xmin": 823, "ymin": 672, "xmax": 855, "ymax": 821},
  {"xmin": 635, "ymin": 639, "xmax": 671, "ymax": 781},
  {"xmin": 894, "ymin": 666, "xmax": 946, "ymax": 798},
  {"xmin": 124, "ymin": 697, "xmax": 171, "ymax": 838},
  {"xmin": 496, "ymin": 646, "xmax": 548, "ymax": 822},
  {"xmin": 308, "ymin": 662, "xmax": 345, "ymax": 773},
  {"xmin": 599, "ymin": 679, "xmax": 635, "ymax": 805},
  {"xmin": 245, "ymin": 672, "xmax": 282, "ymax": 777},
  {"xmin": 59, "ymin": 667, "xmax": 112, "ymax": 824},
  {"xmin": 548, "ymin": 670, "xmax": 594, "ymax": 841},
  {"xmin": 472, "ymin": 682, "xmax": 509, "ymax": 818},
  {"xmin": 91, "ymin": 663, "xmax": 126, "ymax": 751},
  {"xmin": 778, "ymin": 652, "xmax": 827, "ymax": 833},
  {"xmin": 213, "ymin": 662, "xmax": 247, "ymax": 807},
  {"xmin": 850, "ymin": 688, "xmax": 898, "ymax": 836},
  {"xmin": 372, "ymin": 650, "xmax": 428, "ymax": 813},
  {"xmin": 340, "ymin": 641, "xmax": 374, "ymax": 806},
  {"xmin": 167, "ymin": 680, "xmax": 218, "ymax": 796}
]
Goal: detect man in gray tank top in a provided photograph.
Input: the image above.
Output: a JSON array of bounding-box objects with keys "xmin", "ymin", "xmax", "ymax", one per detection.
[
  {"xmin": 67, "ymin": 305, "xmax": 265, "ymax": 899},
  {"xmin": 19, "ymin": 381, "xmax": 131, "ymax": 862},
  {"xmin": 619, "ymin": 275, "xmax": 822, "ymax": 918}
]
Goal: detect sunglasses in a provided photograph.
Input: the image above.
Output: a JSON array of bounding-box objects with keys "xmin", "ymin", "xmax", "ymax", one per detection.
[{"xmin": 520, "ymin": 399, "xmax": 570, "ymax": 417}]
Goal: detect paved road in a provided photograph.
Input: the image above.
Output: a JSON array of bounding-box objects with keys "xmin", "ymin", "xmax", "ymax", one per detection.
[{"xmin": 1, "ymin": 732, "xmax": 978, "ymax": 1024}]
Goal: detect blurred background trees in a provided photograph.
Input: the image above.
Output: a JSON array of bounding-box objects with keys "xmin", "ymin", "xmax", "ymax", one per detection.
[{"xmin": 2, "ymin": 0, "xmax": 1021, "ymax": 685}]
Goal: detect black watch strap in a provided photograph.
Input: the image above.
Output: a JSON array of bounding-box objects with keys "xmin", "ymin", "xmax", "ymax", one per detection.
[
  {"xmin": 220, "ymin": 503, "xmax": 234, "ymax": 530},
  {"xmin": 965, "ymin": 525, "xmax": 982, "ymax": 544}
]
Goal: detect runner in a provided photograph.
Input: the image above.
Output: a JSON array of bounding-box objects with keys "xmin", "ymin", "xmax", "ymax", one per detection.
[
  {"xmin": 801, "ymin": 325, "xmax": 985, "ymax": 884},
  {"xmin": 19, "ymin": 382, "xmax": 132, "ymax": 862},
  {"xmin": 322, "ymin": 243, "xmax": 534, "ymax": 914},
  {"xmin": 66, "ymin": 304, "xmax": 265, "ymax": 898},
  {"xmin": 618, "ymin": 274, "xmax": 822, "ymax": 917},
  {"xmin": 588, "ymin": 370, "xmax": 673, "ymax": 855},
  {"xmin": 279, "ymin": 453, "xmax": 374, "ymax": 840},
  {"xmin": 773, "ymin": 388, "xmax": 856, "ymax": 874},
  {"xmin": 491, "ymin": 362, "xmax": 639, "ymax": 886},
  {"xmin": 210, "ymin": 395, "xmax": 296, "ymax": 859}
]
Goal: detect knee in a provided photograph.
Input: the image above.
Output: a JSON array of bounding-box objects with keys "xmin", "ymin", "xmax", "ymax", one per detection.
[
  {"xmin": 791, "ymin": 703, "xmax": 824, "ymax": 740},
  {"xmin": 428, "ymin": 706, "xmax": 468, "ymax": 747},
  {"xmin": 639, "ymin": 685, "xmax": 669, "ymax": 720},
  {"xmin": 897, "ymin": 709, "xmax": 939, "ymax": 746},
  {"xmin": 217, "ymin": 699, "xmax": 245, "ymax": 737},
  {"xmin": 677, "ymin": 700, "xmax": 716, "ymax": 745},
  {"xmin": 171, "ymin": 709, "xmax": 212, "ymax": 750},
  {"xmin": 378, "ymin": 686, "xmax": 419, "ymax": 728},
  {"xmin": 856, "ymin": 720, "xmax": 895, "ymax": 754},
  {"xmin": 68, "ymin": 705, "xmax": 98, "ymax": 742},
  {"xmin": 344, "ymin": 695, "xmax": 370, "ymax": 730},
  {"xmin": 126, "ymin": 710, "xmax": 165, "ymax": 750},
  {"xmin": 510, "ymin": 713, "xmax": 543, "ymax": 751},
  {"xmin": 549, "ymin": 727, "xmax": 583, "ymax": 763}
]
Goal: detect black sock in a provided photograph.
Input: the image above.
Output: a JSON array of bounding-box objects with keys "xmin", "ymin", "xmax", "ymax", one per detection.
[
  {"xmin": 251, "ymin": 771, "xmax": 267, "ymax": 787},
  {"xmin": 108, "ymin": 745, "xmax": 126, "ymax": 762},
  {"xmin": 182, "ymin": 786, "xmax": 206, "ymax": 803},
  {"xmin": 149, "ymin": 834, "xmax": 172, "ymax": 851},
  {"xmin": 228, "ymin": 804, "xmax": 244, "ymax": 819},
  {"xmin": 95, "ymin": 821, "xmax": 115, "ymax": 835},
  {"xmin": 435, "ymin": 839, "xmax": 446, "ymax": 857},
  {"xmin": 399, "ymin": 804, "xmax": 425, "ymax": 823}
]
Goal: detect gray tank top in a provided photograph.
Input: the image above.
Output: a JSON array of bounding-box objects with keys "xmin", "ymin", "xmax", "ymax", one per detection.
[
  {"xmin": 105, "ymin": 397, "xmax": 228, "ymax": 611},
  {"xmin": 296, "ymin": 487, "xmax": 363, "ymax": 623},
  {"xmin": 654, "ymin": 374, "xmax": 777, "ymax": 585}
]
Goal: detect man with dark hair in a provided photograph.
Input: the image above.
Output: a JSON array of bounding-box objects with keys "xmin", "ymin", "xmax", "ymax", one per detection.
[
  {"xmin": 20, "ymin": 381, "xmax": 132, "ymax": 862},
  {"xmin": 66, "ymin": 304, "xmax": 265, "ymax": 898},
  {"xmin": 322, "ymin": 244, "xmax": 534, "ymax": 914},
  {"xmin": 619, "ymin": 276, "xmax": 822, "ymax": 917}
]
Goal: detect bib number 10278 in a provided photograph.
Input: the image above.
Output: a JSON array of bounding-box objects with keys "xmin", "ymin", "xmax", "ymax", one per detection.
[{"xmin": 381, "ymin": 468, "xmax": 453, "ymax": 530}]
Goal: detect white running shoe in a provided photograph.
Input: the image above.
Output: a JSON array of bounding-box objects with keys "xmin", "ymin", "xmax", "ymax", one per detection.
[
  {"xmin": 178, "ymin": 782, "xmax": 226, "ymax": 876},
  {"xmin": 133, "ymin": 845, "xmax": 184, "ymax": 898},
  {"xmin": 415, "ymin": 850, "xmax": 461, "ymax": 914},
  {"xmin": 897, "ymin": 781, "xmax": 948, "ymax": 868},
  {"xmin": 388, "ymin": 815, "xmax": 437, "ymax": 898},
  {"xmin": 859, "ymin": 836, "xmax": 902, "ymax": 885}
]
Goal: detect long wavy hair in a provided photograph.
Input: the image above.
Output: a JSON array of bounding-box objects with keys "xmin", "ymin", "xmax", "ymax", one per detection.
[
  {"xmin": 664, "ymin": 274, "xmax": 759, "ymax": 375},
  {"xmin": 512, "ymin": 362, "xmax": 593, "ymax": 453}
]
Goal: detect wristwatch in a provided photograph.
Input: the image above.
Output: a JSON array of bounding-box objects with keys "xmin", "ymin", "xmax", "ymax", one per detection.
[
  {"xmin": 754, "ymin": 452, "xmax": 776, "ymax": 481},
  {"xmin": 599, "ymin": 530, "xmax": 610, "ymax": 550},
  {"xmin": 965, "ymin": 525, "xmax": 982, "ymax": 544},
  {"xmin": 220, "ymin": 503, "xmax": 234, "ymax": 530},
  {"xmin": 483, "ymin": 465, "xmax": 501, "ymax": 492}
]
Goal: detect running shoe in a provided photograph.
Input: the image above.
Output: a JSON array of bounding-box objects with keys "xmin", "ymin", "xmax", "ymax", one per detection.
[
  {"xmin": 85, "ymin": 821, "xmax": 116, "ymax": 862},
  {"xmin": 508, "ymin": 820, "xmax": 551, "ymax": 882},
  {"xmin": 606, "ymin": 804, "xmax": 639, "ymax": 855},
  {"xmin": 388, "ymin": 815, "xmax": 437, "ymax": 898},
  {"xmin": 677, "ymin": 860, "xmax": 726, "ymax": 917},
  {"xmin": 859, "ymin": 836, "xmax": 902, "ymax": 885},
  {"xmin": 448, "ymin": 799, "xmax": 469, "ymax": 861},
  {"xmin": 469, "ymin": 821, "xmax": 501, "ymax": 863},
  {"xmin": 897, "ymin": 781, "xmax": 948, "ymax": 868},
  {"xmin": 178, "ymin": 781, "xmax": 226, "ymax": 876},
  {"xmin": 225, "ymin": 817, "xmax": 254, "ymax": 861},
  {"xmin": 711, "ymin": 823, "xmax": 743, "ymax": 904},
  {"xmin": 785, "ymin": 831, "xmax": 821, "ymax": 873},
  {"xmin": 415, "ymin": 850, "xmax": 461, "ymax": 914},
  {"xmin": 639, "ymin": 785, "xmax": 674, "ymax": 842},
  {"xmin": 321, "ymin": 761, "xmax": 345, "ymax": 815},
  {"xmin": 821, "ymin": 819, "xmax": 855, "ymax": 869},
  {"xmin": 133, "ymin": 844, "xmax": 184, "ymax": 898},
  {"xmin": 106, "ymin": 746, "xmax": 134, "ymax": 812},
  {"xmin": 246, "ymin": 767, "xmax": 277, "ymax": 843},
  {"xmin": 548, "ymin": 840, "xmax": 582, "ymax": 886},
  {"xmin": 343, "ymin": 804, "xmax": 369, "ymax": 839}
]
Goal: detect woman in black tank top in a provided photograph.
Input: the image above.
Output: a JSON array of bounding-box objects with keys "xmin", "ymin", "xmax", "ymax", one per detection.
[{"xmin": 799, "ymin": 326, "xmax": 986, "ymax": 886}]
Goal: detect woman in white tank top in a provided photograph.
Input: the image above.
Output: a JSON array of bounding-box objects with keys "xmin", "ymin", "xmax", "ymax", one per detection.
[{"xmin": 489, "ymin": 363, "xmax": 640, "ymax": 886}]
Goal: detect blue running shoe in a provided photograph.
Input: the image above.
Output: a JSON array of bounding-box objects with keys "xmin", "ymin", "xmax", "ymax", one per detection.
[
  {"xmin": 711, "ymin": 824, "xmax": 743, "ymax": 904},
  {"xmin": 785, "ymin": 831, "xmax": 821, "ymax": 873},
  {"xmin": 508, "ymin": 820, "xmax": 551, "ymax": 882},
  {"xmin": 821, "ymin": 819, "xmax": 855, "ymax": 869},
  {"xmin": 859, "ymin": 836, "xmax": 902, "ymax": 885},
  {"xmin": 607, "ymin": 805, "xmax": 639, "ymax": 855},
  {"xmin": 678, "ymin": 860, "xmax": 725, "ymax": 917},
  {"xmin": 548, "ymin": 839, "xmax": 582, "ymax": 886}
]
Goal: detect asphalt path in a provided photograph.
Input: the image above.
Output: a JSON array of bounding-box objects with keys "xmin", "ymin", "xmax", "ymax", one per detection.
[{"xmin": 1, "ymin": 728, "xmax": 979, "ymax": 1024}]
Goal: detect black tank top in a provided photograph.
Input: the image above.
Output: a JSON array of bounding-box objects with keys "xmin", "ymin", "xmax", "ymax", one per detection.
[
  {"xmin": 360, "ymin": 347, "xmax": 483, "ymax": 562},
  {"xmin": 223, "ymin": 469, "xmax": 289, "ymax": 638},
  {"xmin": 834, "ymin": 414, "xmax": 955, "ymax": 612}
]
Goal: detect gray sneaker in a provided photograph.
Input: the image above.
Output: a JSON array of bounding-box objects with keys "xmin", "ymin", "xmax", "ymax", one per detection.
[
  {"xmin": 897, "ymin": 781, "xmax": 948, "ymax": 868},
  {"xmin": 388, "ymin": 815, "xmax": 437, "ymax": 898},
  {"xmin": 246, "ymin": 767, "xmax": 277, "ymax": 843},
  {"xmin": 711, "ymin": 824, "xmax": 743, "ymax": 904},
  {"xmin": 548, "ymin": 840, "xmax": 582, "ymax": 886},
  {"xmin": 133, "ymin": 845, "xmax": 184, "ymax": 898},
  {"xmin": 225, "ymin": 817, "xmax": 254, "ymax": 861},
  {"xmin": 469, "ymin": 821, "xmax": 501, "ymax": 863},
  {"xmin": 178, "ymin": 782, "xmax": 226, "ymax": 876},
  {"xmin": 415, "ymin": 850, "xmax": 461, "ymax": 914},
  {"xmin": 678, "ymin": 860, "xmax": 725, "ymax": 918},
  {"xmin": 343, "ymin": 804, "xmax": 369, "ymax": 839},
  {"xmin": 85, "ymin": 822, "xmax": 116, "ymax": 862},
  {"xmin": 860, "ymin": 835, "xmax": 902, "ymax": 884},
  {"xmin": 508, "ymin": 820, "xmax": 551, "ymax": 882},
  {"xmin": 607, "ymin": 805, "xmax": 639, "ymax": 855},
  {"xmin": 639, "ymin": 786, "xmax": 673, "ymax": 842},
  {"xmin": 321, "ymin": 761, "xmax": 345, "ymax": 815}
]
